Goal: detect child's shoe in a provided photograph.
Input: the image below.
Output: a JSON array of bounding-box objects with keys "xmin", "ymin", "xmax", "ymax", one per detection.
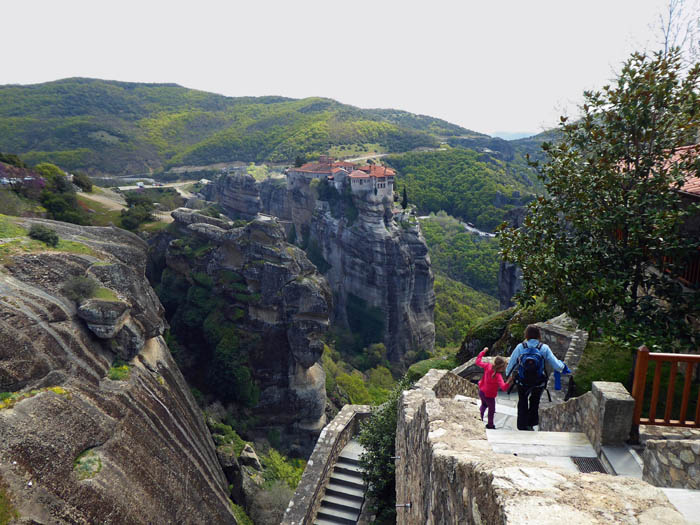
[{"xmin": 485, "ymin": 424, "xmax": 495, "ymax": 429}]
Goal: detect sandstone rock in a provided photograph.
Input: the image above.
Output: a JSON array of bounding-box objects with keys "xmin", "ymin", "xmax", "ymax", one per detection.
[
  {"xmin": 77, "ymin": 299, "xmax": 130, "ymax": 338},
  {"xmin": 0, "ymin": 218, "xmax": 235, "ymax": 524},
  {"xmin": 239, "ymin": 444, "xmax": 263, "ymax": 471}
]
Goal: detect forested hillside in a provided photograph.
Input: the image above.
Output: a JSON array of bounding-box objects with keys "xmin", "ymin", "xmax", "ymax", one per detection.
[
  {"xmin": 386, "ymin": 148, "xmax": 541, "ymax": 230},
  {"xmin": 0, "ymin": 78, "xmax": 484, "ymax": 175}
]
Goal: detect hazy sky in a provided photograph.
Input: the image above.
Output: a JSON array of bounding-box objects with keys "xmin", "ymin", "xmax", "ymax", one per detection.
[{"xmin": 3, "ymin": 0, "xmax": 677, "ymax": 137}]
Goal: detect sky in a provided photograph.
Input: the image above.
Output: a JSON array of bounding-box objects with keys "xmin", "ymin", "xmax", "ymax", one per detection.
[{"xmin": 2, "ymin": 0, "xmax": 681, "ymax": 137}]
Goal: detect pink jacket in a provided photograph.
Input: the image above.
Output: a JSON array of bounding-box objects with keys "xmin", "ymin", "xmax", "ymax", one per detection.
[{"xmin": 476, "ymin": 350, "xmax": 508, "ymax": 398}]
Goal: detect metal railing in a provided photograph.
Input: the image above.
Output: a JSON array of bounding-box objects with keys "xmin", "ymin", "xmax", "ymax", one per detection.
[{"xmin": 631, "ymin": 345, "xmax": 700, "ymax": 427}]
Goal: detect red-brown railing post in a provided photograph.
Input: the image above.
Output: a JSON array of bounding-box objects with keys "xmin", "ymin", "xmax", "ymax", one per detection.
[{"xmin": 632, "ymin": 346, "xmax": 650, "ymax": 425}]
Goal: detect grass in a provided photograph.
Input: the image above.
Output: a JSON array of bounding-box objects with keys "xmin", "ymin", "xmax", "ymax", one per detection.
[
  {"xmin": 0, "ymin": 386, "xmax": 69, "ymax": 410},
  {"xmin": 73, "ymin": 449, "xmax": 102, "ymax": 480},
  {"xmin": 139, "ymin": 220, "xmax": 170, "ymax": 233},
  {"xmin": 107, "ymin": 360, "xmax": 130, "ymax": 381},
  {"xmin": 92, "ymin": 287, "xmax": 120, "ymax": 301},
  {"xmin": 0, "ymin": 215, "xmax": 26, "ymax": 238},
  {"xmin": 76, "ymin": 194, "xmax": 123, "ymax": 227},
  {"xmin": 0, "ymin": 235, "xmax": 98, "ymax": 264}
]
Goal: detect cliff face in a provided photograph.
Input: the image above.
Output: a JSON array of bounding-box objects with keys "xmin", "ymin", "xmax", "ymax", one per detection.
[
  {"xmin": 498, "ymin": 206, "xmax": 526, "ymax": 309},
  {"xmin": 206, "ymin": 173, "xmax": 435, "ymax": 362},
  {"xmin": 0, "ymin": 218, "xmax": 234, "ymax": 524},
  {"xmin": 154, "ymin": 209, "xmax": 331, "ymax": 453}
]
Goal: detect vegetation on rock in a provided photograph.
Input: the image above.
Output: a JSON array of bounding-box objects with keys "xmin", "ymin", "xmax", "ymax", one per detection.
[{"xmin": 28, "ymin": 224, "xmax": 59, "ymax": 247}]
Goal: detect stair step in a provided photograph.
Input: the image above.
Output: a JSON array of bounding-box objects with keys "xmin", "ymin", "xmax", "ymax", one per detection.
[
  {"xmin": 330, "ymin": 471, "xmax": 365, "ymax": 488},
  {"xmin": 315, "ymin": 518, "xmax": 350, "ymax": 525},
  {"xmin": 335, "ymin": 463, "xmax": 364, "ymax": 476},
  {"xmin": 326, "ymin": 481, "xmax": 365, "ymax": 500},
  {"xmin": 317, "ymin": 505, "xmax": 359, "ymax": 524},
  {"xmin": 321, "ymin": 493, "xmax": 363, "ymax": 511}
]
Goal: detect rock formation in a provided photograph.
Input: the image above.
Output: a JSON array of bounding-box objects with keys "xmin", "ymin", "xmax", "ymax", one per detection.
[
  {"xmin": 205, "ymin": 172, "xmax": 435, "ymax": 362},
  {"xmin": 498, "ymin": 206, "xmax": 526, "ymax": 309},
  {"xmin": 0, "ymin": 218, "xmax": 235, "ymax": 524},
  {"xmin": 154, "ymin": 209, "xmax": 331, "ymax": 454}
]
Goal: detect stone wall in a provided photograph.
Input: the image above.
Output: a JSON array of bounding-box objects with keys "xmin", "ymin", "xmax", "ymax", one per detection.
[
  {"xmin": 416, "ymin": 368, "xmax": 480, "ymax": 399},
  {"xmin": 643, "ymin": 439, "xmax": 700, "ymax": 489},
  {"xmin": 395, "ymin": 371, "xmax": 683, "ymax": 524},
  {"xmin": 540, "ymin": 381, "xmax": 635, "ymax": 453},
  {"xmin": 282, "ymin": 405, "xmax": 370, "ymax": 525}
]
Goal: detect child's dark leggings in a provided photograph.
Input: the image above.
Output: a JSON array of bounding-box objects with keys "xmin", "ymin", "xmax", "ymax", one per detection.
[{"xmin": 479, "ymin": 390, "xmax": 496, "ymax": 426}]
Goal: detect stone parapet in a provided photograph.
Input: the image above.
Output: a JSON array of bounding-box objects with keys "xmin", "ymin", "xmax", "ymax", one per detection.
[
  {"xmin": 540, "ymin": 381, "xmax": 634, "ymax": 453},
  {"xmin": 395, "ymin": 378, "xmax": 683, "ymax": 524},
  {"xmin": 282, "ymin": 404, "xmax": 370, "ymax": 525},
  {"xmin": 643, "ymin": 439, "xmax": 700, "ymax": 489},
  {"xmin": 416, "ymin": 368, "xmax": 480, "ymax": 399}
]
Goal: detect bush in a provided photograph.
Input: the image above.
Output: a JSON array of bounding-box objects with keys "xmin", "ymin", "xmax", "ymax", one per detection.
[
  {"xmin": 249, "ymin": 481, "xmax": 293, "ymax": 525},
  {"xmin": 28, "ymin": 224, "xmax": 59, "ymax": 247},
  {"xmin": 0, "ymin": 476, "xmax": 19, "ymax": 525},
  {"xmin": 72, "ymin": 172, "xmax": 93, "ymax": 192},
  {"xmin": 61, "ymin": 275, "xmax": 98, "ymax": 302},
  {"xmin": 358, "ymin": 376, "xmax": 413, "ymax": 524}
]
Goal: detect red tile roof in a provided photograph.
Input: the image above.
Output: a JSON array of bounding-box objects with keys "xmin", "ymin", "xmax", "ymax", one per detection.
[
  {"xmin": 673, "ymin": 145, "xmax": 700, "ymax": 197},
  {"xmin": 349, "ymin": 170, "xmax": 370, "ymax": 179}
]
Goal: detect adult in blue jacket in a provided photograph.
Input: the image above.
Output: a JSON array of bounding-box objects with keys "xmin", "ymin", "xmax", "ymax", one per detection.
[{"xmin": 505, "ymin": 324, "xmax": 566, "ymax": 430}]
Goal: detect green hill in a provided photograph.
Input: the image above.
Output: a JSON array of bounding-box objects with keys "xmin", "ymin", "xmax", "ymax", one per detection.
[
  {"xmin": 386, "ymin": 146, "xmax": 542, "ymax": 231},
  {"xmin": 0, "ymin": 78, "xmax": 484, "ymax": 175}
]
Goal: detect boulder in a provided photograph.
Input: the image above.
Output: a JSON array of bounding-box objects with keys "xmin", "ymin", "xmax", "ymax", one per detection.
[{"xmin": 239, "ymin": 444, "xmax": 263, "ymax": 471}]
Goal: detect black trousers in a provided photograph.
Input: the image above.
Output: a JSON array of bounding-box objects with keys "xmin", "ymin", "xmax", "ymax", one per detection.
[{"xmin": 517, "ymin": 385, "xmax": 544, "ymax": 430}]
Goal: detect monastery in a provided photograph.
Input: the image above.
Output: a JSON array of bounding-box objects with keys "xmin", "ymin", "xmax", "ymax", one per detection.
[{"xmin": 286, "ymin": 155, "xmax": 396, "ymax": 199}]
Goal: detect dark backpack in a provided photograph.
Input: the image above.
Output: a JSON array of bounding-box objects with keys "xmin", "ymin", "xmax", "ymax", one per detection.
[{"xmin": 516, "ymin": 341, "xmax": 547, "ymax": 387}]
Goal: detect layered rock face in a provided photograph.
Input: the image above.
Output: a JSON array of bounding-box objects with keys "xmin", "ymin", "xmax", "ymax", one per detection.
[
  {"xmin": 160, "ymin": 209, "xmax": 331, "ymax": 452},
  {"xmin": 0, "ymin": 219, "xmax": 235, "ymax": 524},
  {"xmin": 206, "ymin": 172, "xmax": 435, "ymax": 362}
]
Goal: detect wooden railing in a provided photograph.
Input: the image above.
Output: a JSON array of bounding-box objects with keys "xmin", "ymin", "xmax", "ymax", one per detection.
[{"xmin": 631, "ymin": 345, "xmax": 700, "ymax": 427}]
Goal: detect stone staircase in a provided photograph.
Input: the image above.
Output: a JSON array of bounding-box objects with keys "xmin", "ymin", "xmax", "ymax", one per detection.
[{"xmin": 314, "ymin": 440, "xmax": 366, "ymax": 525}]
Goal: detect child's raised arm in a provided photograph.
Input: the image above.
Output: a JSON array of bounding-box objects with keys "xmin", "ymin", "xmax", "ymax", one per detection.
[{"xmin": 475, "ymin": 347, "xmax": 488, "ymax": 369}]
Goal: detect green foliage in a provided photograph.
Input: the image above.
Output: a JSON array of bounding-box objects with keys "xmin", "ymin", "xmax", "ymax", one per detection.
[
  {"xmin": 358, "ymin": 377, "xmax": 413, "ymax": 524},
  {"xmin": 0, "ymin": 79, "xmax": 475, "ymax": 175},
  {"xmin": 305, "ymin": 240, "xmax": 330, "ymax": 273},
  {"xmin": 28, "ymin": 224, "xmax": 59, "ymax": 247},
  {"xmin": 456, "ymin": 307, "xmax": 515, "ymax": 363},
  {"xmin": 0, "ymin": 215, "xmax": 26, "ymax": 237},
  {"xmin": 421, "ymin": 212, "xmax": 500, "ymax": 295},
  {"xmin": 209, "ymin": 421, "xmax": 248, "ymax": 456},
  {"xmin": 230, "ymin": 503, "xmax": 253, "ymax": 525},
  {"xmin": 40, "ymin": 190, "xmax": 89, "ymax": 224},
  {"xmin": 433, "ymin": 273, "xmax": 498, "ymax": 348},
  {"xmin": 124, "ymin": 187, "xmax": 184, "ymax": 211},
  {"xmin": 107, "ymin": 360, "xmax": 130, "ymax": 381},
  {"xmin": 499, "ymin": 49, "xmax": 700, "ymax": 347},
  {"xmin": 406, "ymin": 355, "xmax": 459, "ymax": 382},
  {"xmin": 72, "ymin": 172, "xmax": 93, "ymax": 192},
  {"xmin": 385, "ymin": 148, "xmax": 537, "ymax": 230},
  {"xmin": 261, "ymin": 449, "xmax": 306, "ymax": 490},
  {"xmin": 574, "ymin": 339, "xmax": 633, "ymax": 394},
  {"xmin": 61, "ymin": 275, "xmax": 98, "ymax": 302},
  {"xmin": 336, "ymin": 371, "xmax": 372, "ymax": 404}
]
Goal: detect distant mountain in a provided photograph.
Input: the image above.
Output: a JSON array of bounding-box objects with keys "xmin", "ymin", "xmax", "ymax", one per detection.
[
  {"xmin": 491, "ymin": 131, "xmax": 538, "ymax": 140},
  {"xmin": 0, "ymin": 78, "xmax": 483, "ymax": 175}
]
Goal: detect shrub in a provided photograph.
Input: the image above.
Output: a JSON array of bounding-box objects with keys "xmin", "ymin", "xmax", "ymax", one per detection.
[
  {"xmin": 61, "ymin": 275, "xmax": 98, "ymax": 302},
  {"xmin": 261, "ymin": 449, "xmax": 305, "ymax": 489},
  {"xmin": 28, "ymin": 224, "xmax": 59, "ymax": 247},
  {"xmin": 72, "ymin": 172, "xmax": 93, "ymax": 192},
  {"xmin": 0, "ymin": 476, "xmax": 19, "ymax": 525},
  {"xmin": 249, "ymin": 480, "xmax": 293, "ymax": 525},
  {"xmin": 358, "ymin": 376, "xmax": 413, "ymax": 525},
  {"xmin": 107, "ymin": 360, "xmax": 130, "ymax": 381}
]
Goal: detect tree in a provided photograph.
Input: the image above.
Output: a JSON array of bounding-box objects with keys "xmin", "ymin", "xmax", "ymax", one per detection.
[
  {"xmin": 358, "ymin": 376, "xmax": 413, "ymax": 525},
  {"xmin": 499, "ymin": 49, "xmax": 700, "ymax": 348},
  {"xmin": 401, "ymin": 185, "xmax": 408, "ymax": 209}
]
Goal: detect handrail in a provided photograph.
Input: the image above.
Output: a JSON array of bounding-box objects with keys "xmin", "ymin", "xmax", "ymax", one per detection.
[{"xmin": 631, "ymin": 345, "xmax": 700, "ymax": 427}]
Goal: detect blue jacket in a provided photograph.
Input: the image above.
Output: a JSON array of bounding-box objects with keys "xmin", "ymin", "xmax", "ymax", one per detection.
[{"xmin": 505, "ymin": 339, "xmax": 565, "ymax": 377}]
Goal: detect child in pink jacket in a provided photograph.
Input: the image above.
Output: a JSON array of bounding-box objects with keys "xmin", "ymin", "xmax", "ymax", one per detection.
[{"xmin": 476, "ymin": 347, "xmax": 510, "ymax": 429}]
